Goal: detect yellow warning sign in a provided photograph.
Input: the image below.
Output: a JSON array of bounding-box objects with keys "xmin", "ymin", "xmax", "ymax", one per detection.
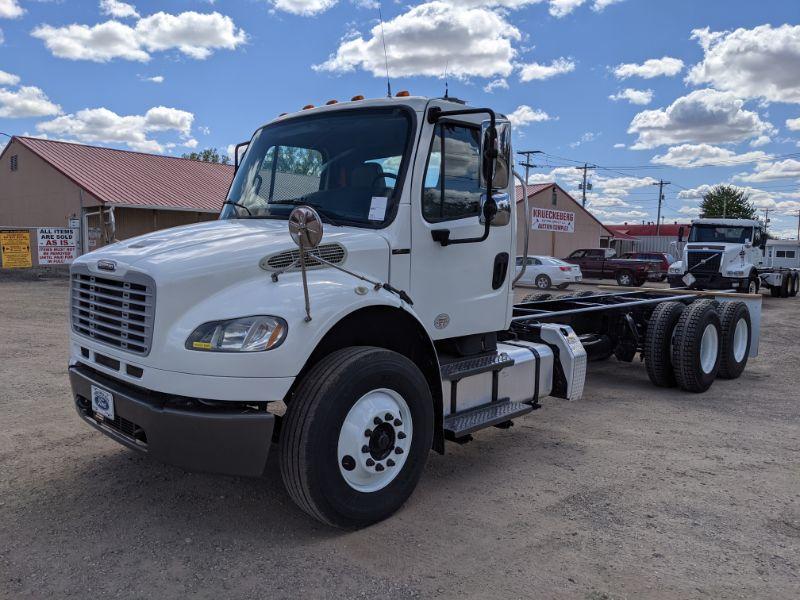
[{"xmin": 0, "ymin": 230, "xmax": 33, "ymax": 268}]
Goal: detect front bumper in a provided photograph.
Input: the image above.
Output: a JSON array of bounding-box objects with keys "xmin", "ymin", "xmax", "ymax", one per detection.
[
  {"xmin": 70, "ymin": 365, "xmax": 275, "ymax": 477},
  {"xmin": 668, "ymin": 273, "xmax": 740, "ymax": 290}
]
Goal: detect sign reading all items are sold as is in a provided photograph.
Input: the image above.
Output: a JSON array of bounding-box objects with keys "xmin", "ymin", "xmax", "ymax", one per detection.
[
  {"xmin": 531, "ymin": 208, "xmax": 575, "ymax": 233},
  {"xmin": 37, "ymin": 227, "xmax": 78, "ymax": 264}
]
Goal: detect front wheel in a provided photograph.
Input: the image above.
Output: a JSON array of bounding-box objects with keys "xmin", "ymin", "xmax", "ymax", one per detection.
[
  {"xmin": 280, "ymin": 347, "xmax": 434, "ymax": 528},
  {"xmin": 535, "ymin": 274, "xmax": 552, "ymax": 289}
]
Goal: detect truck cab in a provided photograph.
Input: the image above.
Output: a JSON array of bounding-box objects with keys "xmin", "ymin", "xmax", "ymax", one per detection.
[{"xmin": 67, "ymin": 95, "xmax": 587, "ymax": 527}]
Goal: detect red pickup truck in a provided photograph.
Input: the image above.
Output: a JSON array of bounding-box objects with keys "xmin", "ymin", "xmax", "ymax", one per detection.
[{"xmin": 564, "ymin": 248, "xmax": 664, "ymax": 286}]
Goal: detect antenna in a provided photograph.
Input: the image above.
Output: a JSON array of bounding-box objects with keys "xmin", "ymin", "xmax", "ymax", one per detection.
[
  {"xmin": 378, "ymin": 6, "xmax": 392, "ymax": 98},
  {"xmin": 443, "ymin": 60, "xmax": 449, "ymax": 99}
]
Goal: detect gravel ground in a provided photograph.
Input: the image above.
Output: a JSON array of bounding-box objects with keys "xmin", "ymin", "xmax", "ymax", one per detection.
[{"xmin": 1, "ymin": 278, "xmax": 798, "ymax": 600}]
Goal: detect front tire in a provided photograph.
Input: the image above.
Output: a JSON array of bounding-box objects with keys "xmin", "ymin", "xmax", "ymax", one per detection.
[
  {"xmin": 535, "ymin": 274, "xmax": 552, "ymax": 289},
  {"xmin": 280, "ymin": 347, "xmax": 434, "ymax": 528},
  {"xmin": 671, "ymin": 300, "xmax": 722, "ymax": 393}
]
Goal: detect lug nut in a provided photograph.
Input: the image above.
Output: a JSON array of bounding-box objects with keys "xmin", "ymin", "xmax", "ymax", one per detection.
[
  {"xmin": 384, "ymin": 413, "xmax": 393, "ymax": 421},
  {"xmin": 364, "ymin": 428, "xmax": 372, "ymax": 437},
  {"xmin": 374, "ymin": 417, "xmax": 383, "ymax": 426},
  {"xmin": 375, "ymin": 463, "xmax": 385, "ymax": 472},
  {"xmin": 366, "ymin": 458, "xmax": 375, "ymax": 467},
  {"xmin": 397, "ymin": 432, "xmax": 406, "ymax": 440},
  {"xmin": 387, "ymin": 459, "xmax": 395, "ymax": 467},
  {"xmin": 395, "ymin": 447, "xmax": 403, "ymax": 455},
  {"xmin": 361, "ymin": 445, "xmax": 369, "ymax": 453},
  {"xmin": 341, "ymin": 455, "xmax": 356, "ymax": 471},
  {"xmin": 394, "ymin": 419, "xmax": 402, "ymax": 427}
]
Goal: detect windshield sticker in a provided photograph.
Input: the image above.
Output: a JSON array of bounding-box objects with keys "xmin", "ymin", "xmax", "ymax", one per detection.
[{"xmin": 368, "ymin": 196, "xmax": 388, "ymax": 221}]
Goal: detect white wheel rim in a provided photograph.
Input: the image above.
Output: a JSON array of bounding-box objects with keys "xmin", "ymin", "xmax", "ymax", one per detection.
[
  {"xmin": 537, "ymin": 277, "xmax": 548, "ymax": 289},
  {"xmin": 700, "ymin": 323, "xmax": 719, "ymax": 374},
  {"xmin": 621, "ymin": 274, "xmax": 631, "ymax": 285},
  {"xmin": 337, "ymin": 388, "xmax": 412, "ymax": 493},
  {"xmin": 733, "ymin": 318, "xmax": 749, "ymax": 363},
  {"xmin": 748, "ymin": 281, "xmax": 757, "ymax": 294}
]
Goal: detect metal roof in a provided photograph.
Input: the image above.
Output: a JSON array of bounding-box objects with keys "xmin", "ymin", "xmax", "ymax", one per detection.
[
  {"xmin": 606, "ymin": 223, "xmax": 691, "ymax": 237},
  {"xmin": 11, "ymin": 136, "xmax": 234, "ymax": 213}
]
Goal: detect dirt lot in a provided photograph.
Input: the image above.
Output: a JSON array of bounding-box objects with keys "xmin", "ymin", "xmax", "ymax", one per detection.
[{"xmin": 1, "ymin": 277, "xmax": 798, "ymax": 599}]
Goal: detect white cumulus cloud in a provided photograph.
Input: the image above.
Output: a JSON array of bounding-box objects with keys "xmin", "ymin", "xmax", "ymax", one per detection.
[
  {"xmin": 506, "ymin": 105, "xmax": 552, "ymax": 126},
  {"xmin": 613, "ymin": 56, "xmax": 684, "ymax": 79},
  {"xmin": 0, "ymin": 0, "xmax": 24, "ymax": 19},
  {"xmin": 518, "ymin": 57, "xmax": 575, "ymax": 82},
  {"xmin": 734, "ymin": 159, "xmax": 800, "ymax": 183},
  {"xmin": 314, "ymin": 2, "xmax": 520, "ymax": 79},
  {"xmin": 650, "ymin": 144, "xmax": 771, "ymax": 169},
  {"xmin": 269, "ymin": 0, "xmax": 338, "ymax": 16},
  {"xmin": 31, "ymin": 11, "xmax": 246, "ymax": 62},
  {"xmin": 100, "ymin": 0, "xmax": 140, "ymax": 19},
  {"xmin": 627, "ymin": 89, "xmax": 775, "ymax": 149},
  {"xmin": 36, "ymin": 106, "xmax": 195, "ymax": 153},
  {"xmin": 0, "ymin": 69, "xmax": 19, "ymax": 86},
  {"xmin": 0, "ymin": 86, "xmax": 62, "ymax": 118},
  {"xmin": 484, "ymin": 78, "xmax": 509, "ymax": 93},
  {"xmin": 609, "ymin": 88, "xmax": 653, "ymax": 105},
  {"xmin": 687, "ymin": 25, "xmax": 800, "ymax": 104},
  {"xmin": 786, "ymin": 117, "xmax": 800, "ymax": 131}
]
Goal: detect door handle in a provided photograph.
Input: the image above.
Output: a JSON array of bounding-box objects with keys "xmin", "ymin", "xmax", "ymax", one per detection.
[{"xmin": 492, "ymin": 253, "xmax": 509, "ymax": 290}]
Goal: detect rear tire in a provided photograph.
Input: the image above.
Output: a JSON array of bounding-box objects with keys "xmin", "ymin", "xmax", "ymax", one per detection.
[
  {"xmin": 535, "ymin": 274, "xmax": 552, "ymax": 290},
  {"xmin": 780, "ymin": 274, "xmax": 790, "ymax": 298},
  {"xmin": 671, "ymin": 300, "xmax": 722, "ymax": 393},
  {"xmin": 717, "ymin": 302, "xmax": 751, "ymax": 380},
  {"xmin": 616, "ymin": 270, "xmax": 634, "ymax": 286},
  {"xmin": 280, "ymin": 347, "xmax": 433, "ymax": 528},
  {"xmin": 644, "ymin": 301, "xmax": 686, "ymax": 387},
  {"xmin": 770, "ymin": 285, "xmax": 781, "ymax": 297},
  {"xmin": 790, "ymin": 273, "xmax": 799, "ymax": 297}
]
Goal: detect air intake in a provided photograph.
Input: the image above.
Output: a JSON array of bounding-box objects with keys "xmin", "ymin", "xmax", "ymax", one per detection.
[{"xmin": 260, "ymin": 243, "xmax": 347, "ymax": 272}]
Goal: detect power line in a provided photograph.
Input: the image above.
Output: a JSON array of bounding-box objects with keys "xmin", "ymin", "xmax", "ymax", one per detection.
[{"xmin": 575, "ymin": 163, "xmax": 597, "ymax": 207}]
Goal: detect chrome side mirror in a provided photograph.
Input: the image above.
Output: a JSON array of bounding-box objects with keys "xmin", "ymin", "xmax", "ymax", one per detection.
[
  {"xmin": 480, "ymin": 192, "xmax": 511, "ymax": 226},
  {"xmin": 288, "ymin": 206, "xmax": 323, "ymax": 249}
]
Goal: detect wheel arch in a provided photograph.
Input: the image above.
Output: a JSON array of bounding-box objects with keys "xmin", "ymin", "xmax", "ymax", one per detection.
[{"xmin": 285, "ymin": 305, "xmax": 445, "ymax": 454}]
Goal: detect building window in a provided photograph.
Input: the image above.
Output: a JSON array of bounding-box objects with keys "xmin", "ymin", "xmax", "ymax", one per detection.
[
  {"xmin": 776, "ymin": 250, "xmax": 796, "ymax": 259},
  {"xmin": 551, "ymin": 187, "xmax": 557, "ymax": 206},
  {"xmin": 10, "ymin": 155, "xmax": 18, "ymax": 171}
]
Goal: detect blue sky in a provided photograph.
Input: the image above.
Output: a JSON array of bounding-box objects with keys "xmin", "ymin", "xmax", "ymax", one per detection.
[{"xmin": 1, "ymin": 0, "xmax": 799, "ymax": 236}]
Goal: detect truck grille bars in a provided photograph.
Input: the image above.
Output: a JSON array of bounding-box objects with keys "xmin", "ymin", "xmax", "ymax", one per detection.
[
  {"xmin": 687, "ymin": 251, "xmax": 722, "ymax": 274},
  {"xmin": 70, "ymin": 266, "xmax": 156, "ymax": 356}
]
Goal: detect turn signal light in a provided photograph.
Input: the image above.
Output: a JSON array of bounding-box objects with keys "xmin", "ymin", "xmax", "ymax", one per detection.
[
  {"xmin": 325, "ymin": 99, "xmax": 338, "ymax": 105},
  {"xmin": 351, "ymin": 95, "xmax": 365, "ymax": 101},
  {"xmin": 396, "ymin": 90, "xmax": 410, "ymax": 97},
  {"xmin": 302, "ymin": 104, "xmax": 315, "ymax": 110}
]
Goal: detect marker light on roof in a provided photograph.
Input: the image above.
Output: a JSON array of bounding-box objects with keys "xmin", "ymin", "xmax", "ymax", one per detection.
[
  {"xmin": 302, "ymin": 104, "xmax": 315, "ymax": 110},
  {"xmin": 396, "ymin": 90, "xmax": 410, "ymax": 97},
  {"xmin": 351, "ymin": 95, "xmax": 365, "ymax": 101},
  {"xmin": 325, "ymin": 99, "xmax": 338, "ymax": 105}
]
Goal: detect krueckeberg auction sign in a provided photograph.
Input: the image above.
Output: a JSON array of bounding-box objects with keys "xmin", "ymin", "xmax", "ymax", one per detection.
[
  {"xmin": 37, "ymin": 227, "xmax": 78, "ymax": 265},
  {"xmin": 531, "ymin": 208, "xmax": 575, "ymax": 233}
]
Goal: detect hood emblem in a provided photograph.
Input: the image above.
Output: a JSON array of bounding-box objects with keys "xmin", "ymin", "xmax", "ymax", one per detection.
[
  {"xmin": 434, "ymin": 314, "xmax": 450, "ymax": 330},
  {"xmin": 97, "ymin": 260, "xmax": 117, "ymax": 272}
]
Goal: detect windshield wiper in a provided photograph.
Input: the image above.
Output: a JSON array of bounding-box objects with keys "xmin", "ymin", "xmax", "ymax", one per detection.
[
  {"xmin": 222, "ymin": 200, "xmax": 252, "ymax": 217},
  {"xmin": 276, "ymin": 200, "xmax": 344, "ymax": 227}
]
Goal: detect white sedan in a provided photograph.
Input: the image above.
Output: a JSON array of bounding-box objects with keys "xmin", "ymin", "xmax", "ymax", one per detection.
[{"xmin": 515, "ymin": 256, "xmax": 583, "ymax": 290}]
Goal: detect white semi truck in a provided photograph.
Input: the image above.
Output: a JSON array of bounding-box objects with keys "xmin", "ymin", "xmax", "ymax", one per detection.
[
  {"xmin": 668, "ymin": 218, "xmax": 800, "ymax": 297},
  {"xmin": 68, "ymin": 95, "xmax": 762, "ymax": 527}
]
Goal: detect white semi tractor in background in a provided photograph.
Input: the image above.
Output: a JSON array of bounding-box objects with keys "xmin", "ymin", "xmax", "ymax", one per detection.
[
  {"xmin": 668, "ymin": 217, "xmax": 800, "ymax": 297},
  {"xmin": 68, "ymin": 95, "xmax": 762, "ymax": 528}
]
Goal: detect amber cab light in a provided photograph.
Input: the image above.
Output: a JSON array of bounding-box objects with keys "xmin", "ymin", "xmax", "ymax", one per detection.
[
  {"xmin": 396, "ymin": 90, "xmax": 410, "ymax": 97},
  {"xmin": 325, "ymin": 99, "xmax": 338, "ymax": 105},
  {"xmin": 351, "ymin": 95, "xmax": 365, "ymax": 101}
]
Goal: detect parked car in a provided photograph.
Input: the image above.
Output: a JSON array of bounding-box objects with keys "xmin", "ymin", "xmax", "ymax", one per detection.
[
  {"xmin": 563, "ymin": 248, "xmax": 663, "ymax": 286},
  {"xmin": 515, "ymin": 255, "xmax": 583, "ymax": 289},
  {"xmin": 621, "ymin": 252, "xmax": 675, "ymax": 281}
]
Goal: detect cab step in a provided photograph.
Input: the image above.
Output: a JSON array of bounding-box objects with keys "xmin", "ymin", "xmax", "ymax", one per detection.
[
  {"xmin": 443, "ymin": 398, "xmax": 533, "ymax": 439},
  {"xmin": 440, "ymin": 352, "xmax": 514, "ymax": 381}
]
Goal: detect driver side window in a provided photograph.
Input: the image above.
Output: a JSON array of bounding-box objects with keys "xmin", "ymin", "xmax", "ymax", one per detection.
[
  {"xmin": 259, "ymin": 145, "xmax": 324, "ymax": 202},
  {"xmin": 422, "ymin": 123, "xmax": 483, "ymax": 223}
]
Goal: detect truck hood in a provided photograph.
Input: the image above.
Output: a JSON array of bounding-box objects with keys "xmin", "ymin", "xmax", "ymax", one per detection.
[{"xmin": 74, "ymin": 218, "xmax": 392, "ymax": 285}]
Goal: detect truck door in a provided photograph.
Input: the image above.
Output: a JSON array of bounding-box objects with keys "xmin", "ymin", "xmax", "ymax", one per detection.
[
  {"xmin": 408, "ymin": 107, "xmax": 514, "ymax": 340},
  {"xmin": 583, "ymin": 249, "xmax": 606, "ymax": 276}
]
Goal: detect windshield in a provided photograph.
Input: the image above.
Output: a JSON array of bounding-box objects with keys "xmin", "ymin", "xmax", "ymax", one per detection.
[
  {"xmin": 689, "ymin": 224, "xmax": 752, "ymax": 244},
  {"xmin": 222, "ymin": 107, "xmax": 413, "ymax": 227}
]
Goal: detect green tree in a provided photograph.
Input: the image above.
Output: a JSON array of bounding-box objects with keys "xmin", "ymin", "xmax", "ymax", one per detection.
[
  {"xmin": 700, "ymin": 185, "xmax": 756, "ymax": 219},
  {"xmin": 182, "ymin": 148, "xmax": 230, "ymax": 165}
]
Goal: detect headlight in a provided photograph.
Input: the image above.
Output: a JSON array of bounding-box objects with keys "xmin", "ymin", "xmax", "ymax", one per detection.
[
  {"xmin": 669, "ymin": 264, "xmax": 683, "ymax": 274},
  {"xmin": 186, "ymin": 316, "xmax": 287, "ymax": 352}
]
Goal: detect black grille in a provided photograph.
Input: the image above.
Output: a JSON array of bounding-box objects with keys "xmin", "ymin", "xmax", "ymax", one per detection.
[
  {"xmin": 687, "ymin": 251, "xmax": 722, "ymax": 274},
  {"xmin": 103, "ymin": 413, "xmax": 147, "ymax": 445},
  {"xmin": 70, "ymin": 266, "xmax": 155, "ymax": 356}
]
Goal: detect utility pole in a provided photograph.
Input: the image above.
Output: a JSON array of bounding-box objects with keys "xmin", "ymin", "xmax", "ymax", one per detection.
[
  {"xmin": 763, "ymin": 208, "xmax": 771, "ymax": 236},
  {"xmin": 575, "ymin": 163, "xmax": 596, "ymax": 207},
  {"xmin": 516, "ymin": 150, "xmax": 543, "ymax": 185},
  {"xmin": 794, "ymin": 210, "xmax": 800, "ymax": 241},
  {"xmin": 651, "ymin": 179, "xmax": 670, "ymax": 236}
]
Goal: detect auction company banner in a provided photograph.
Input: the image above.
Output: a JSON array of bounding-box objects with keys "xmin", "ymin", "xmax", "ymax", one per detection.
[
  {"xmin": 531, "ymin": 208, "xmax": 575, "ymax": 233},
  {"xmin": 37, "ymin": 227, "xmax": 78, "ymax": 265}
]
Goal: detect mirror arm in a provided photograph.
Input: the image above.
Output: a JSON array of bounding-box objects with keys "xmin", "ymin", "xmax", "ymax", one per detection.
[
  {"xmin": 234, "ymin": 141, "xmax": 250, "ymax": 173},
  {"xmin": 428, "ymin": 105, "xmax": 498, "ymax": 247}
]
